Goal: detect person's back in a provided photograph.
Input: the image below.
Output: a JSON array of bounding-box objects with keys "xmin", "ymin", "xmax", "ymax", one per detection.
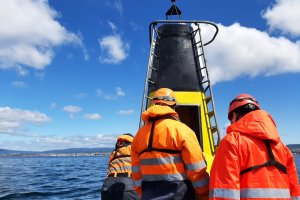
[
  {"xmin": 132, "ymin": 88, "xmax": 209, "ymax": 200},
  {"xmin": 101, "ymin": 133, "xmax": 139, "ymax": 200},
  {"xmin": 209, "ymin": 94, "xmax": 300, "ymax": 200}
]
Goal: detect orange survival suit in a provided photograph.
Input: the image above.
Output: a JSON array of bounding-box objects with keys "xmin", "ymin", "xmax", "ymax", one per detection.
[
  {"xmin": 131, "ymin": 105, "xmax": 209, "ymax": 199},
  {"xmin": 209, "ymin": 110, "xmax": 300, "ymax": 200}
]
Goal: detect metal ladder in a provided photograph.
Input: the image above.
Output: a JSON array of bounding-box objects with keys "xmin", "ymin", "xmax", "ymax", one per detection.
[
  {"xmin": 139, "ymin": 26, "xmax": 160, "ymax": 128},
  {"xmin": 191, "ymin": 23, "xmax": 221, "ymax": 147}
]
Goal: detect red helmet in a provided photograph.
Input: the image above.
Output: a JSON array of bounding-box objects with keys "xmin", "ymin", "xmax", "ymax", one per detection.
[
  {"xmin": 152, "ymin": 88, "xmax": 177, "ymax": 106},
  {"xmin": 228, "ymin": 94, "xmax": 260, "ymax": 120}
]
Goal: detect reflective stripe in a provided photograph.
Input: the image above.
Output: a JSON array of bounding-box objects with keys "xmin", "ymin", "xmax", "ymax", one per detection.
[
  {"xmin": 209, "ymin": 188, "xmax": 240, "ymax": 199},
  {"xmin": 210, "ymin": 188, "xmax": 291, "ymax": 199},
  {"xmin": 185, "ymin": 160, "xmax": 206, "ymax": 171},
  {"xmin": 108, "ymin": 165, "xmax": 132, "ymax": 173},
  {"xmin": 192, "ymin": 176, "xmax": 209, "ymax": 188},
  {"xmin": 133, "ymin": 179, "xmax": 142, "ymax": 187},
  {"xmin": 240, "ymin": 188, "xmax": 291, "ymax": 198},
  {"xmin": 110, "ymin": 157, "xmax": 131, "ymax": 165},
  {"xmin": 132, "ymin": 166, "xmax": 140, "ymax": 173},
  {"xmin": 292, "ymin": 196, "xmax": 300, "ymax": 200},
  {"xmin": 142, "ymin": 173, "xmax": 187, "ymax": 181},
  {"xmin": 140, "ymin": 155, "xmax": 182, "ymax": 165}
]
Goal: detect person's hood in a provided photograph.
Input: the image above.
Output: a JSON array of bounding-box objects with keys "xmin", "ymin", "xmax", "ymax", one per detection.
[
  {"xmin": 227, "ymin": 110, "xmax": 280, "ymax": 142},
  {"xmin": 141, "ymin": 105, "xmax": 179, "ymax": 122}
]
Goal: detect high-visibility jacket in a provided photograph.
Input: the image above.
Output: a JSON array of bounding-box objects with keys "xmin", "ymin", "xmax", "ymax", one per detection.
[
  {"xmin": 106, "ymin": 142, "xmax": 132, "ymax": 177},
  {"xmin": 209, "ymin": 110, "xmax": 300, "ymax": 200},
  {"xmin": 102, "ymin": 140, "xmax": 139, "ymax": 200},
  {"xmin": 132, "ymin": 105, "xmax": 209, "ymax": 198}
]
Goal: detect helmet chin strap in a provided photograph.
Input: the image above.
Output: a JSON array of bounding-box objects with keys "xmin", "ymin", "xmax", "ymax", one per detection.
[
  {"xmin": 230, "ymin": 112, "xmax": 243, "ymax": 124},
  {"xmin": 236, "ymin": 113, "xmax": 243, "ymax": 122}
]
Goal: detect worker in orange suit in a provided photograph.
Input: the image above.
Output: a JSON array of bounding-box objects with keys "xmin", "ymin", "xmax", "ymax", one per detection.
[
  {"xmin": 131, "ymin": 88, "xmax": 209, "ymax": 200},
  {"xmin": 101, "ymin": 133, "xmax": 139, "ymax": 200},
  {"xmin": 209, "ymin": 94, "xmax": 300, "ymax": 200}
]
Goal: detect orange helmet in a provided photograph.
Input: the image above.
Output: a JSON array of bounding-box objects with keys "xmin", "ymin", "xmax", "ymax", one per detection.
[
  {"xmin": 152, "ymin": 88, "xmax": 177, "ymax": 106},
  {"xmin": 117, "ymin": 133, "xmax": 133, "ymax": 143},
  {"xmin": 228, "ymin": 94, "xmax": 260, "ymax": 120}
]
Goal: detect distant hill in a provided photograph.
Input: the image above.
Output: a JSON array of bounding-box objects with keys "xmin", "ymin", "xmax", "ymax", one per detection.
[
  {"xmin": 0, "ymin": 149, "xmax": 35, "ymax": 155},
  {"xmin": 287, "ymin": 144, "xmax": 300, "ymax": 154},
  {"xmin": 0, "ymin": 147, "xmax": 114, "ymax": 155},
  {"xmin": 2, "ymin": 145, "xmax": 298, "ymax": 156},
  {"xmin": 42, "ymin": 148, "xmax": 114, "ymax": 154},
  {"xmin": 287, "ymin": 144, "xmax": 300, "ymax": 149}
]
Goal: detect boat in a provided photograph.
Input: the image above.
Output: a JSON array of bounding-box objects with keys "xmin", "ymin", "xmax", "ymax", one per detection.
[{"xmin": 139, "ymin": 0, "xmax": 221, "ymax": 172}]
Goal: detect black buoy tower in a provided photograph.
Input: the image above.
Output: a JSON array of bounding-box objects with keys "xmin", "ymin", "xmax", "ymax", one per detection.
[{"xmin": 140, "ymin": 0, "xmax": 220, "ymax": 172}]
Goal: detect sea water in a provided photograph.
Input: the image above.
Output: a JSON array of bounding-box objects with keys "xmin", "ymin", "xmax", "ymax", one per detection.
[
  {"xmin": 0, "ymin": 156, "xmax": 109, "ymax": 200},
  {"xmin": 0, "ymin": 155, "xmax": 299, "ymax": 200}
]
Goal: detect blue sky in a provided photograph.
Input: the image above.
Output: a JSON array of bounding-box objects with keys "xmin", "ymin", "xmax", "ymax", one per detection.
[{"xmin": 0, "ymin": 0, "xmax": 299, "ymax": 151}]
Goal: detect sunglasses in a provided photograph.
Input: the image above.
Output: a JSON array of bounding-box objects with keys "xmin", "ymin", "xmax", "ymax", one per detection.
[
  {"xmin": 153, "ymin": 96, "xmax": 176, "ymax": 102},
  {"xmin": 229, "ymin": 97, "xmax": 258, "ymax": 106}
]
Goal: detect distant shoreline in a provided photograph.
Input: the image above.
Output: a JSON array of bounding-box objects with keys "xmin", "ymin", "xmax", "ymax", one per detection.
[
  {"xmin": 0, "ymin": 152, "xmax": 111, "ymax": 157},
  {"xmin": 1, "ymin": 146, "xmax": 299, "ymax": 157},
  {"xmin": 1, "ymin": 151, "xmax": 300, "ymax": 158},
  {"xmin": 291, "ymin": 151, "xmax": 300, "ymax": 155}
]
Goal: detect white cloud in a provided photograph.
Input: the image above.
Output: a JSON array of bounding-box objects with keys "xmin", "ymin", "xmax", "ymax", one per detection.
[
  {"xmin": 262, "ymin": 0, "xmax": 300, "ymax": 36},
  {"xmin": 96, "ymin": 89, "xmax": 103, "ymax": 96},
  {"xmin": 129, "ymin": 22, "xmax": 142, "ymax": 31},
  {"xmin": 108, "ymin": 21, "xmax": 118, "ymax": 33},
  {"xmin": 201, "ymin": 23, "xmax": 300, "ymax": 84},
  {"xmin": 116, "ymin": 87, "xmax": 125, "ymax": 96},
  {"xmin": 83, "ymin": 113, "xmax": 102, "ymax": 120},
  {"xmin": 63, "ymin": 105, "xmax": 82, "ymax": 118},
  {"xmin": 15, "ymin": 65, "xmax": 29, "ymax": 76},
  {"xmin": 0, "ymin": 107, "xmax": 51, "ymax": 135},
  {"xmin": 76, "ymin": 31, "xmax": 90, "ymax": 61},
  {"xmin": 35, "ymin": 71, "xmax": 45, "ymax": 80},
  {"xmin": 0, "ymin": 134, "xmax": 118, "ymax": 151},
  {"xmin": 0, "ymin": 0, "xmax": 82, "ymax": 70},
  {"xmin": 114, "ymin": 0, "xmax": 123, "ymax": 15},
  {"xmin": 118, "ymin": 109, "xmax": 134, "ymax": 115},
  {"xmin": 49, "ymin": 102, "xmax": 56, "ymax": 109},
  {"xmin": 83, "ymin": 48, "xmax": 90, "ymax": 61},
  {"xmin": 11, "ymin": 81, "xmax": 28, "ymax": 88},
  {"xmin": 73, "ymin": 93, "xmax": 87, "ymax": 99},
  {"xmin": 104, "ymin": 95, "xmax": 116, "ymax": 100},
  {"xmin": 106, "ymin": 0, "xmax": 123, "ymax": 16},
  {"xmin": 63, "ymin": 105, "xmax": 82, "ymax": 113},
  {"xmin": 96, "ymin": 87, "xmax": 126, "ymax": 100},
  {"xmin": 99, "ymin": 35, "xmax": 129, "ymax": 64}
]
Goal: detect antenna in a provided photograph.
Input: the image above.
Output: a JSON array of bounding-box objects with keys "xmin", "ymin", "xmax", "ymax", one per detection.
[{"xmin": 166, "ymin": 0, "xmax": 182, "ymax": 20}]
